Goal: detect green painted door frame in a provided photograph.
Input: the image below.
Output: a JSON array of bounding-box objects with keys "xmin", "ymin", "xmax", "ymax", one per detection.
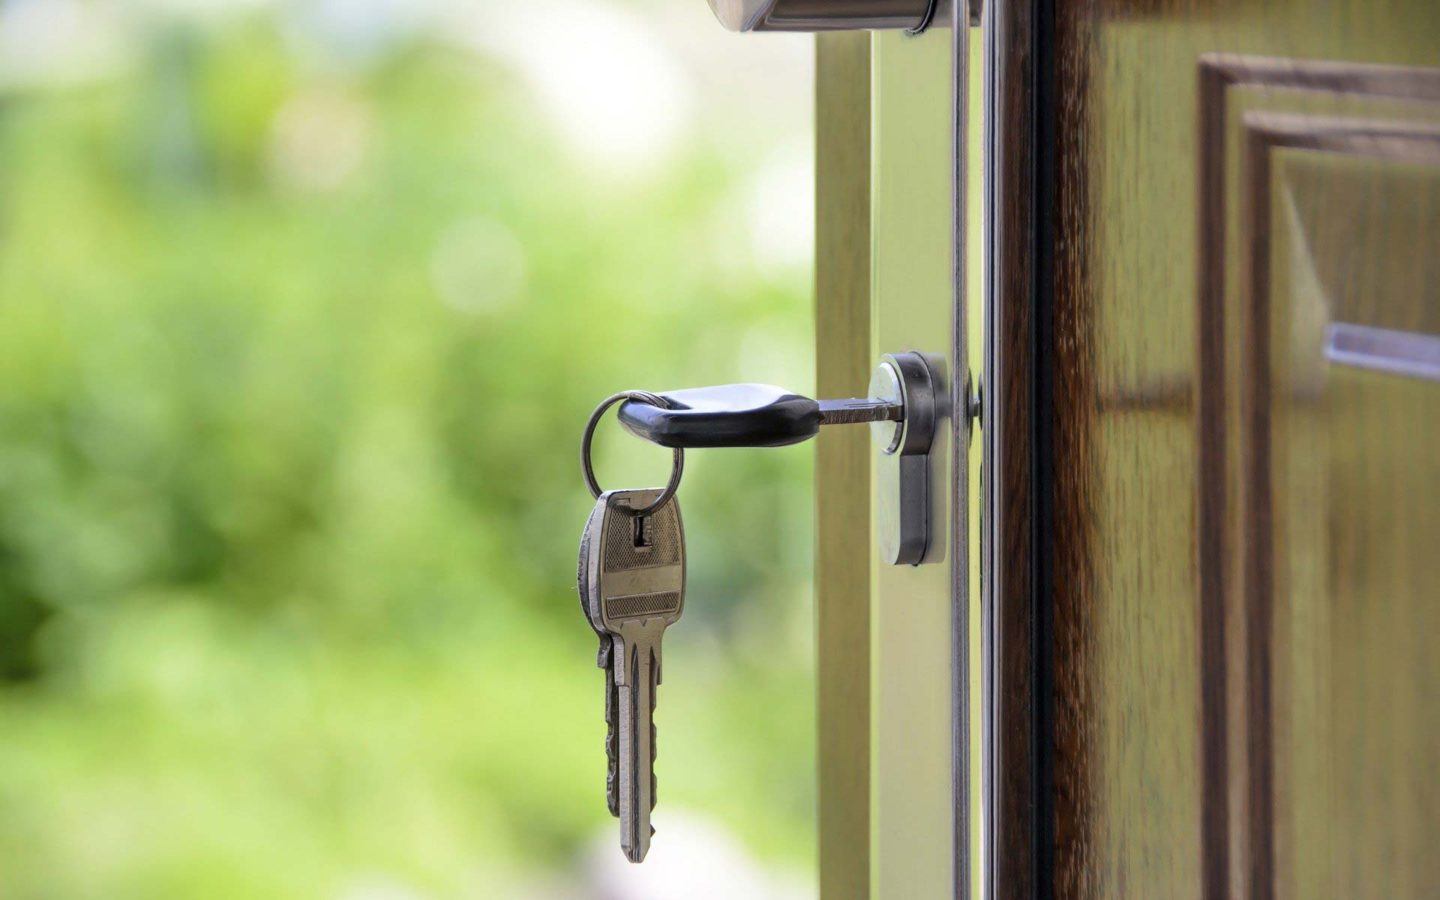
[{"xmin": 815, "ymin": 20, "xmax": 979, "ymax": 899}]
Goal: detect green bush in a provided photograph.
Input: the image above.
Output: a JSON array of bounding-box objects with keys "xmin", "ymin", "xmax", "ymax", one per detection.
[{"xmin": 0, "ymin": 12, "xmax": 814, "ymax": 896}]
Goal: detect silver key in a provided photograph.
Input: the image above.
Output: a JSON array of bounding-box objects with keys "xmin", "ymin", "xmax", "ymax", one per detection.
[
  {"xmin": 577, "ymin": 488, "xmax": 685, "ymax": 863},
  {"xmin": 577, "ymin": 499, "xmax": 621, "ymax": 818}
]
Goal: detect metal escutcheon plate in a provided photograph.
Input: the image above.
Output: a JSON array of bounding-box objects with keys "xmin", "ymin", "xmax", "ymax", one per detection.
[{"xmin": 869, "ymin": 351, "xmax": 944, "ymax": 566}]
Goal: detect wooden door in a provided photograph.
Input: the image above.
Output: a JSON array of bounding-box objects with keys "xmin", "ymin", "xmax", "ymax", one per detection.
[{"xmin": 988, "ymin": 0, "xmax": 1440, "ymax": 897}]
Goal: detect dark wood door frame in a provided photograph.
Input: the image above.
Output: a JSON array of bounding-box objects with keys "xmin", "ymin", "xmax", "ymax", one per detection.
[{"xmin": 984, "ymin": 0, "xmax": 1049, "ymax": 897}]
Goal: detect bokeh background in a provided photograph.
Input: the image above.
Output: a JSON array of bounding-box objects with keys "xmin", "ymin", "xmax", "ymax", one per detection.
[{"xmin": 0, "ymin": 0, "xmax": 816, "ymax": 896}]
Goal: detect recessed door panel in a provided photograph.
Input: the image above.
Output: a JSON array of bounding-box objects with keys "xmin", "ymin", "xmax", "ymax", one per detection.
[{"xmin": 1255, "ymin": 139, "xmax": 1440, "ymax": 900}]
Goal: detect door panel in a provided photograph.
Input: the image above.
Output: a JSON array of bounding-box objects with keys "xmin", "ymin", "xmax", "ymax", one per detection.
[
  {"xmin": 1200, "ymin": 57, "xmax": 1440, "ymax": 900},
  {"xmin": 1252, "ymin": 133, "xmax": 1440, "ymax": 899},
  {"xmin": 991, "ymin": 0, "xmax": 1440, "ymax": 897}
]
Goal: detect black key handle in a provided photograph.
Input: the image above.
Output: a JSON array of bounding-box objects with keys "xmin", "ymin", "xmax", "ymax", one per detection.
[
  {"xmin": 602, "ymin": 350, "xmax": 950, "ymax": 566},
  {"xmin": 618, "ymin": 383, "xmax": 903, "ymax": 449}
]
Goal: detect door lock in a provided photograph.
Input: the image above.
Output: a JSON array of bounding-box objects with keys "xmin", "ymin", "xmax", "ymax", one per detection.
[
  {"xmin": 867, "ymin": 352, "xmax": 941, "ymax": 565},
  {"xmin": 615, "ymin": 351, "xmax": 953, "ymax": 565}
]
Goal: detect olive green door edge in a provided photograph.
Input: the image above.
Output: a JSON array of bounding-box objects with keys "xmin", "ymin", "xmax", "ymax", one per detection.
[{"xmin": 815, "ymin": 30, "xmax": 873, "ymax": 900}]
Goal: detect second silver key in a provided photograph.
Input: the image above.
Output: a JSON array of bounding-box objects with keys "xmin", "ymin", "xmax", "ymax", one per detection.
[{"xmin": 583, "ymin": 488, "xmax": 685, "ymax": 863}]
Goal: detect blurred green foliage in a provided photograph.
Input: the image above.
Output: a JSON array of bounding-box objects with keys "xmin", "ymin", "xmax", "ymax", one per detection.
[{"xmin": 0, "ymin": 9, "xmax": 813, "ymax": 897}]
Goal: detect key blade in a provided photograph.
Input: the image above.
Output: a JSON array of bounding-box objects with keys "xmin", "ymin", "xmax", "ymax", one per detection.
[
  {"xmin": 816, "ymin": 396, "xmax": 904, "ymax": 426},
  {"xmin": 616, "ymin": 629, "xmax": 659, "ymax": 862}
]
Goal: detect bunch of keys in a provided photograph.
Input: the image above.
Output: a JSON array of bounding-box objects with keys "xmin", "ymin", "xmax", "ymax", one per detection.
[
  {"xmin": 577, "ymin": 391, "xmax": 687, "ymax": 864},
  {"xmin": 575, "ymin": 379, "xmax": 914, "ymax": 861}
]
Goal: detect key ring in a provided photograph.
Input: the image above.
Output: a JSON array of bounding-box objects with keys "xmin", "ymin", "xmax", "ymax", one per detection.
[{"xmin": 581, "ymin": 390, "xmax": 684, "ymax": 517}]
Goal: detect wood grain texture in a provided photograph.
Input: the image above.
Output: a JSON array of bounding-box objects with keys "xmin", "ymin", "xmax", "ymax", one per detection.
[
  {"xmin": 815, "ymin": 31, "xmax": 872, "ymax": 900},
  {"xmin": 1198, "ymin": 60, "xmax": 1440, "ymax": 900},
  {"xmin": 997, "ymin": 0, "xmax": 1440, "ymax": 897},
  {"xmin": 1239, "ymin": 115, "xmax": 1440, "ymax": 900},
  {"xmin": 1046, "ymin": 4, "xmax": 1100, "ymax": 899}
]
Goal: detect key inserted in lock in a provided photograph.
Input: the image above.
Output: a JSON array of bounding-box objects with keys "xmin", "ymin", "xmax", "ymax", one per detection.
[
  {"xmin": 867, "ymin": 352, "xmax": 942, "ymax": 565},
  {"xmin": 616, "ymin": 350, "xmax": 947, "ymax": 565}
]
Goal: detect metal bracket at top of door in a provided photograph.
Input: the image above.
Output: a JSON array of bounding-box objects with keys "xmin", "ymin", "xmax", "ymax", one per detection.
[
  {"xmin": 704, "ymin": 0, "xmax": 969, "ymax": 32},
  {"xmin": 704, "ymin": 0, "xmax": 980, "ymax": 31}
]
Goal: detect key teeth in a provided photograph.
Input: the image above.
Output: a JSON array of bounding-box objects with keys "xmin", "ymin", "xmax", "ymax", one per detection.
[{"xmin": 605, "ymin": 666, "xmax": 620, "ymax": 818}]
